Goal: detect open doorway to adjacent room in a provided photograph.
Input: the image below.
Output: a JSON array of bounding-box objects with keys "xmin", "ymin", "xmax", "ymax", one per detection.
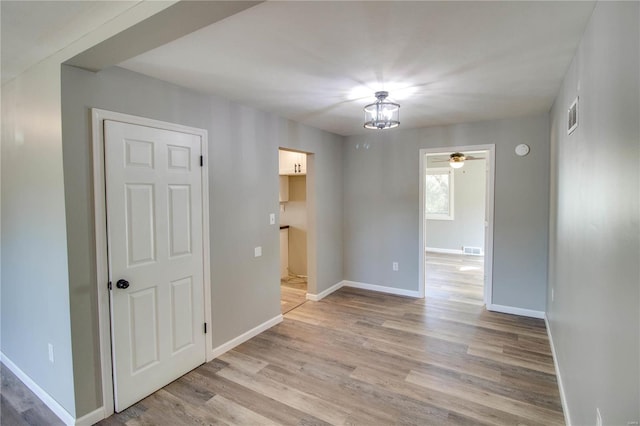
[
  {"xmin": 278, "ymin": 148, "xmax": 309, "ymax": 313},
  {"xmin": 419, "ymin": 146, "xmax": 495, "ymax": 307}
]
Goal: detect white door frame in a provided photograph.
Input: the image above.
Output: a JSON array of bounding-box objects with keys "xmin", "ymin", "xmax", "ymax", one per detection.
[
  {"xmin": 278, "ymin": 148, "xmax": 318, "ymax": 298},
  {"xmin": 418, "ymin": 144, "xmax": 495, "ymax": 305},
  {"xmin": 91, "ymin": 109, "xmax": 213, "ymax": 418}
]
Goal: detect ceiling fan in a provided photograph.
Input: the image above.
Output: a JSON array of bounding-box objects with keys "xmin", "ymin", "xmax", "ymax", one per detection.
[{"xmin": 433, "ymin": 152, "xmax": 485, "ymax": 169}]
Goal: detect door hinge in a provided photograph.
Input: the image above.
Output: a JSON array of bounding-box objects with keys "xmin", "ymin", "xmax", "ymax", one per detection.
[
  {"xmin": 204, "ymin": 322, "xmax": 207, "ymax": 334},
  {"xmin": 200, "ymin": 155, "xmax": 203, "ymax": 167},
  {"xmin": 108, "ymin": 281, "xmax": 112, "ymax": 290}
]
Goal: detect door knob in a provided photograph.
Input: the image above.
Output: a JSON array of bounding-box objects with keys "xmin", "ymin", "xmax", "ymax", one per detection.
[{"xmin": 116, "ymin": 279, "xmax": 130, "ymax": 289}]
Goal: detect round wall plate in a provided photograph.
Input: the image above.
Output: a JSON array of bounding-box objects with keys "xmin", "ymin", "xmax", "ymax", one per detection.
[{"xmin": 515, "ymin": 144, "xmax": 530, "ymax": 156}]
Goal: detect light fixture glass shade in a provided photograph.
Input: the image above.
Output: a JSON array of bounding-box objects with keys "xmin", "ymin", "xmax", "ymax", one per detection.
[
  {"xmin": 449, "ymin": 152, "xmax": 465, "ymax": 168},
  {"xmin": 364, "ymin": 91, "xmax": 400, "ymax": 130}
]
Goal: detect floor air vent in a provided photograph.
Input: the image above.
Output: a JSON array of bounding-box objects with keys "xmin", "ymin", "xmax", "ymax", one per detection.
[{"xmin": 463, "ymin": 246, "xmax": 483, "ymax": 256}]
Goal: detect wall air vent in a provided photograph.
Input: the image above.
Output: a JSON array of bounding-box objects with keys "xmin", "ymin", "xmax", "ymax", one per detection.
[{"xmin": 568, "ymin": 96, "xmax": 578, "ymax": 135}]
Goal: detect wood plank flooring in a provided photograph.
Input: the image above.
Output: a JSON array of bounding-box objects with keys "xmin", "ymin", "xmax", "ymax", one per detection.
[
  {"xmin": 2, "ymin": 254, "xmax": 564, "ymax": 425},
  {"xmin": 426, "ymin": 251, "xmax": 484, "ymax": 305},
  {"xmin": 281, "ymin": 275, "xmax": 307, "ymax": 314},
  {"xmin": 1, "ymin": 364, "xmax": 64, "ymax": 426}
]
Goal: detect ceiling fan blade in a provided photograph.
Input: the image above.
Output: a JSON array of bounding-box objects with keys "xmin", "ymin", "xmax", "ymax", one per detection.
[{"xmin": 430, "ymin": 153, "xmax": 484, "ymax": 163}]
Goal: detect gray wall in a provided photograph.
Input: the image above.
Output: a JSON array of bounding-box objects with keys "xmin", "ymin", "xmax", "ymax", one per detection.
[
  {"xmin": 61, "ymin": 65, "xmax": 344, "ymax": 416},
  {"xmin": 1, "ymin": 61, "xmax": 77, "ymax": 414},
  {"xmin": 344, "ymin": 114, "xmax": 549, "ymax": 311},
  {"xmin": 547, "ymin": 2, "xmax": 640, "ymax": 425},
  {"xmin": 426, "ymin": 158, "xmax": 486, "ymax": 251}
]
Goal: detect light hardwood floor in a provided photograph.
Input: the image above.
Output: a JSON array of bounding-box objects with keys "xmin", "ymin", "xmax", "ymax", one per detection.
[
  {"xmin": 1, "ymin": 364, "xmax": 64, "ymax": 426},
  {"xmin": 426, "ymin": 251, "xmax": 484, "ymax": 305},
  {"xmin": 1, "ymin": 254, "xmax": 564, "ymax": 425},
  {"xmin": 281, "ymin": 275, "xmax": 307, "ymax": 314}
]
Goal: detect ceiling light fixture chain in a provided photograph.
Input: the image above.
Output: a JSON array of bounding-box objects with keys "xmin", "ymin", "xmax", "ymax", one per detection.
[{"xmin": 364, "ymin": 91, "xmax": 400, "ymax": 130}]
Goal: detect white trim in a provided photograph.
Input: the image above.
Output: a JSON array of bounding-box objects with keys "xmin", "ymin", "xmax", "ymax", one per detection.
[
  {"xmin": 420, "ymin": 145, "xmax": 495, "ymax": 305},
  {"xmin": 210, "ymin": 315, "xmax": 283, "ymax": 359},
  {"xmin": 425, "ymin": 247, "xmax": 464, "ymax": 255},
  {"xmin": 486, "ymin": 303, "xmax": 545, "ymax": 319},
  {"xmin": 484, "ymin": 147, "xmax": 496, "ymax": 305},
  {"xmin": 545, "ymin": 315, "xmax": 572, "ymax": 426},
  {"xmin": 91, "ymin": 110, "xmax": 113, "ymax": 417},
  {"xmin": 201, "ymin": 126, "xmax": 213, "ymax": 363},
  {"xmin": 75, "ymin": 407, "xmax": 106, "ymax": 426},
  {"xmin": 343, "ymin": 280, "xmax": 421, "ymax": 298},
  {"xmin": 419, "ymin": 151, "xmax": 427, "ymax": 298},
  {"xmin": 0, "ymin": 353, "xmax": 75, "ymax": 425},
  {"xmin": 91, "ymin": 109, "xmax": 211, "ymax": 418},
  {"xmin": 306, "ymin": 281, "xmax": 344, "ymax": 301}
]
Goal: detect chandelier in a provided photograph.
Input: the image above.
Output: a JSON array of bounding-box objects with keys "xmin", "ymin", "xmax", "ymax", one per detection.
[{"xmin": 363, "ymin": 91, "xmax": 400, "ymax": 130}]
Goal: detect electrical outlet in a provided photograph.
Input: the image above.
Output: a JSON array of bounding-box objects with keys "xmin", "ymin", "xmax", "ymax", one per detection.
[
  {"xmin": 48, "ymin": 344, "xmax": 54, "ymax": 363},
  {"xmin": 269, "ymin": 213, "xmax": 276, "ymax": 225},
  {"xmin": 551, "ymin": 288, "xmax": 554, "ymax": 302},
  {"xmin": 596, "ymin": 408, "xmax": 602, "ymax": 426},
  {"xmin": 254, "ymin": 246, "xmax": 262, "ymax": 257},
  {"xmin": 392, "ymin": 262, "xmax": 399, "ymax": 271}
]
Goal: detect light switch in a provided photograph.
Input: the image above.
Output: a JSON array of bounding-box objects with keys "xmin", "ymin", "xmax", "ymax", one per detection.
[
  {"xmin": 254, "ymin": 246, "xmax": 262, "ymax": 257},
  {"xmin": 269, "ymin": 213, "xmax": 276, "ymax": 225}
]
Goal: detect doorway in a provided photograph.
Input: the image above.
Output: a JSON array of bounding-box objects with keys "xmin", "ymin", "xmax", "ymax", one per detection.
[
  {"xmin": 92, "ymin": 109, "xmax": 213, "ymax": 416},
  {"xmin": 278, "ymin": 149, "xmax": 309, "ymax": 313},
  {"xmin": 419, "ymin": 145, "xmax": 495, "ymax": 306}
]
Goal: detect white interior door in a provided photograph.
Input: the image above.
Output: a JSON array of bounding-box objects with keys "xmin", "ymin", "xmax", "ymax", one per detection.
[{"xmin": 104, "ymin": 120, "xmax": 206, "ymax": 412}]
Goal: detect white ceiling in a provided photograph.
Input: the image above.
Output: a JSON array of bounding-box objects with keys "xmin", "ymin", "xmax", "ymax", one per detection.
[
  {"xmin": 120, "ymin": 1, "xmax": 596, "ymax": 136},
  {"xmin": 0, "ymin": 1, "xmax": 140, "ymax": 85},
  {"xmin": 2, "ymin": 1, "xmax": 595, "ymax": 136}
]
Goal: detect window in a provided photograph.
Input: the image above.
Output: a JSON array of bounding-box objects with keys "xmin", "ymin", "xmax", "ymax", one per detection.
[{"xmin": 426, "ymin": 167, "xmax": 454, "ymax": 220}]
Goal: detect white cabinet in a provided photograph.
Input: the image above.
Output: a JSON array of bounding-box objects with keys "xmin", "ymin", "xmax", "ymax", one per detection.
[
  {"xmin": 279, "ymin": 176, "xmax": 289, "ymax": 202},
  {"xmin": 280, "ymin": 227, "xmax": 289, "ymax": 279},
  {"xmin": 279, "ymin": 150, "xmax": 306, "ymax": 175}
]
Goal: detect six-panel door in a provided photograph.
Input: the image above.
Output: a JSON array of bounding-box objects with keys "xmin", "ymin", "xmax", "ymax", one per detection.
[{"xmin": 104, "ymin": 120, "xmax": 206, "ymax": 412}]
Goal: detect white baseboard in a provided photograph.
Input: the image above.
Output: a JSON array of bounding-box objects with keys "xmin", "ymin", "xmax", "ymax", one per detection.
[
  {"xmin": 75, "ymin": 407, "xmax": 105, "ymax": 426},
  {"xmin": 210, "ymin": 314, "xmax": 283, "ymax": 360},
  {"xmin": 306, "ymin": 281, "xmax": 344, "ymax": 301},
  {"xmin": 342, "ymin": 280, "xmax": 421, "ymax": 298},
  {"xmin": 0, "ymin": 352, "xmax": 75, "ymax": 425},
  {"xmin": 425, "ymin": 247, "xmax": 464, "ymax": 254},
  {"xmin": 545, "ymin": 315, "xmax": 571, "ymax": 426},
  {"xmin": 486, "ymin": 303, "xmax": 545, "ymax": 319}
]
